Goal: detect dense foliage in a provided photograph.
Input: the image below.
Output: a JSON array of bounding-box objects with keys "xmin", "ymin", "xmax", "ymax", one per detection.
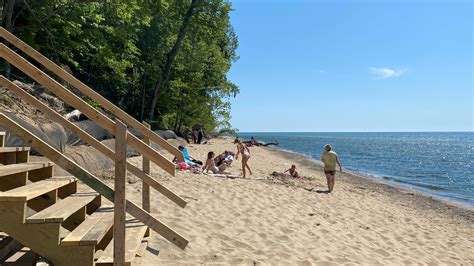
[{"xmin": 0, "ymin": 0, "xmax": 238, "ymax": 134}]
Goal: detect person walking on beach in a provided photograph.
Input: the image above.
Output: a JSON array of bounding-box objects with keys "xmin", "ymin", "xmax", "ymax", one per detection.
[
  {"xmin": 197, "ymin": 128, "xmax": 203, "ymax": 144},
  {"xmin": 236, "ymin": 139, "xmax": 252, "ymax": 178},
  {"xmin": 321, "ymin": 144, "xmax": 342, "ymax": 193}
]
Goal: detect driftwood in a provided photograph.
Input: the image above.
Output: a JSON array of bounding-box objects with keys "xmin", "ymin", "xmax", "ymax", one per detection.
[{"xmin": 64, "ymin": 109, "xmax": 83, "ymax": 121}]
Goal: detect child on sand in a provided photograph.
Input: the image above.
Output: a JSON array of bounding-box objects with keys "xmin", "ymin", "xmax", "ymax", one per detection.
[
  {"xmin": 223, "ymin": 150, "xmax": 234, "ymax": 166},
  {"xmin": 284, "ymin": 164, "xmax": 301, "ymax": 180},
  {"xmin": 203, "ymin": 151, "xmax": 227, "ymax": 174}
]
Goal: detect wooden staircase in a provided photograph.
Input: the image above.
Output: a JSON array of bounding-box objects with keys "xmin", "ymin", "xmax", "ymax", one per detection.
[
  {"xmin": 0, "ymin": 28, "xmax": 190, "ymax": 265},
  {"xmin": 0, "ymin": 132, "xmax": 148, "ymax": 265}
]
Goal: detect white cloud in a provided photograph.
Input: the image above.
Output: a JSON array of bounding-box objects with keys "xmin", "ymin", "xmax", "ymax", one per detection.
[
  {"xmin": 370, "ymin": 67, "xmax": 407, "ymax": 79},
  {"xmin": 318, "ymin": 70, "xmax": 327, "ymax": 74}
]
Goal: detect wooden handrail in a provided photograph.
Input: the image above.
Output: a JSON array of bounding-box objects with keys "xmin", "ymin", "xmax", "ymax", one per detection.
[
  {"xmin": 0, "ymin": 44, "xmax": 176, "ymax": 176},
  {"xmin": 0, "ymin": 76, "xmax": 186, "ymax": 208},
  {"xmin": 0, "ymin": 27, "xmax": 185, "ymax": 163},
  {"xmin": 0, "ymin": 113, "xmax": 189, "ymax": 249}
]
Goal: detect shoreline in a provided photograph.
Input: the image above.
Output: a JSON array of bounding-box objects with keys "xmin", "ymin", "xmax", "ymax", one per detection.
[
  {"xmin": 95, "ymin": 136, "xmax": 473, "ymax": 264},
  {"xmin": 264, "ymin": 144, "xmax": 474, "ymax": 211}
]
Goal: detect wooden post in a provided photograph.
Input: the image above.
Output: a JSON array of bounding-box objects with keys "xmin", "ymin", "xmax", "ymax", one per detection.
[
  {"xmin": 0, "ymin": 27, "xmax": 185, "ymax": 162},
  {"xmin": 114, "ymin": 119, "xmax": 127, "ymax": 265},
  {"xmin": 0, "ymin": 76, "xmax": 186, "ymax": 208},
  {"xmin": 0, "ymin": 131, "xmax": 5, "ymax": 147},
  {"xmin": 142, "ymin": 122, "xmax": 150, "ymax": 213},
  {"xmin": 142, "ymin": 122, "xmax": 151, "ymax": 237},
  {"xmin": 0, "ymin": 113, "xmax": 189, "ymax": 249}
]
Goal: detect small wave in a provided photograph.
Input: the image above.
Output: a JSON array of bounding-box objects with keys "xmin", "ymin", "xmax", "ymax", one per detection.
[
  {"xmin": 380, "ymin": 176, "xmax": 444, "ymax": 190},
  {"xmin": 391, "ymin": 179, "xmax": 445, "ymax": 191}
]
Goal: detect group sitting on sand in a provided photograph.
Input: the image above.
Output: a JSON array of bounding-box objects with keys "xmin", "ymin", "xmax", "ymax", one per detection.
[
  {"xmin": 174, "ymin": 140, "xmax": 342, "ymax": 193},
  {"xmin": 202, "ymin": 150, "xmax": 235, "ymax": 174}
]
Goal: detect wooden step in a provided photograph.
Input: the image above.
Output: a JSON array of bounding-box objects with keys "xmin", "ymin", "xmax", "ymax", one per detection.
[
  {"xmin": 0, "ymin": 146, "xmax": 30, "ymax": 154},
  {"xmin": 0, "ymin": 132, "xmax": 5, "ymax": 147},
  {"xmin": 95, "ymin": 220, "xmax": 148, "ymax": 266},
  {"xmin": 0, "ymin": 162, "xmax": 53, "ymax": 177},
  {"xmin": 0, "ymin": 176, "xmax": 76, "ymax": 201},
  {"xmin": 62, "ymin": 209, "xmax": 114, "ymax": 247},
  {"xmin": 27, "ymin": 193, "xmax": 100, "ymax": 223},
  {"xmin": 0, "ymin": 147, "xmax": 30, "ymax": 167}
]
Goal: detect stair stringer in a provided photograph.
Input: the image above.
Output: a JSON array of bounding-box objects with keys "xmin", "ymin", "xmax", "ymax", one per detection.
[{"xmin": 0, "ymin": 201, "xmax": 96, "ymax": 265}]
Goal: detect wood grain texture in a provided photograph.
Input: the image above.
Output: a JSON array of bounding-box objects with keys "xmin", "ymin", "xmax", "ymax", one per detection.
[{"xmin": 114, "ymin": 119, "xmax": 127, "ymax": 265}]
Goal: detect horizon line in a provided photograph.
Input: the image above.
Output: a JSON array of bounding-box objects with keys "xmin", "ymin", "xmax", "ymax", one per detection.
[{"xmin": 237, "ymin": 131, "xmax": 474, "ymax": 133}]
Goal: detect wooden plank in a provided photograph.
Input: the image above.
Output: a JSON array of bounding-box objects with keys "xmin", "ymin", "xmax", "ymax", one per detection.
[
  {"xmin": 0, "ymin": 162, "xmax": 54, "ymax": 177},
  {"xmin": 0, "ymin": 202, "xmax": 96, "ymax": 265},
  {"xmin": 61, "ymin": 210, "xmax": 114, "ymax": 246},
  {"xmin": 127, "ymin": 134, "xmax": 175, "ymax": 176},
  {"xmin": 128, "ymin": 164, "xmax": 186, "ymax": 208},
  {"xmin": 126, "ymin": 201, "xmax": 188, "ymax": 250},
  {"xmin": 28, "ymin": 164, "xmax": 54, "ymax": 182},
  {"xmin": 96, "ymin": 220, "xmax": 148, "ymax": 265},
  {"xmin": 0, "ymin": 172, "xmax": 27, "ymax": 192},
  {"xmin": 3, "ymin": 246, "xmax": 38, "ymax": 265},
  {"xmin": 0, "ymin": 147, "xmax": 30, "ymax": 165},
  {"xmin": 142, "ymin": 122, "xmax": 150, "ymax": 212},
  {"xmin": 0, "ymin": 176, "xmax": 76, "ymax": 201},
  {"xmin": 27, "ymin": 193, "xmax": 100, "ymax": 223},
  {"xmin": 0, "ymin": 48, "xmax": 176, "ymax": 175},
  {"xmin": 0, "ymin": 132, "xmax": 4, "ymax": 147},
  {"xmin": 114, "ymin": 119, "xmax": 127, "ymax": 265},
  {"xmin": 0, "ymin": 27, "xmax": 184, "ymax": 162},
  {"xmin": 62, "ymin": 206, "xmax": 87, "ymax": 232},
  {"xmin": 27, "ymin": 188, "xmax": 58, "ymax": 213},
  {"xmin": 0, "ymin": 113, "xmax": 114, "ymax": 200},
  {"xmin": 142, "ymin": 122, "xmax": 151, "ymax": 237},
  {"xmin": 0, "ymin": 114, "xmax": 189, "ymax": 249},
  {"xmin": 0, "ymin": 76, "xmax": 184, "ymax": 207},
  {"xmin": 0, "ymin": 147, "xmax": 30, "ymax": 153},
  {"xmin": 0, "ymin": 76, "xmax": 114, "ymax": 159},
  {"xmin": 0, "ymin": 236, "xmax": 22, "ymax": 261}
]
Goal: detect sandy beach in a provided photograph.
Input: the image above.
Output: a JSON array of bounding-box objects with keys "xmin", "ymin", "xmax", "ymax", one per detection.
[{"xmin": 92, "ymin": 136, "xmax": 473, "ymax": 265}]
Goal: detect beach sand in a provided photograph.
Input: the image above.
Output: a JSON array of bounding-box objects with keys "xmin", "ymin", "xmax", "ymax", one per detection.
[{"xmin": 97, "ymin": 137, "xmax": 473, "ymax": 265}]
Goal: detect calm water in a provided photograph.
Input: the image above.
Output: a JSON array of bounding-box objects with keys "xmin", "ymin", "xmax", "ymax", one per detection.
[{"xmin": 239, "ymin": 132, "xmax": 474, "ymax": 207}]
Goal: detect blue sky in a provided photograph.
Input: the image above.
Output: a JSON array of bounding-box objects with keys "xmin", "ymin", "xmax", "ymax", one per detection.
[{"xmin": 227, "ymin": 0, "xmax": 473, "ymax": 132}]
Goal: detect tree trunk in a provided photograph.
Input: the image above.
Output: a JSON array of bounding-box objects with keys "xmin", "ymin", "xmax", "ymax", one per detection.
[
  {"xmin": 147, "ymin": 0, "xmax": 200, "ymax": 122},
  {"xmin": 2, "ymin": 0, "xmax": 16, "ymax": 79},
  {"xmin": 140, "ymin": 72, "xmax": 147, "ymax": 122}
]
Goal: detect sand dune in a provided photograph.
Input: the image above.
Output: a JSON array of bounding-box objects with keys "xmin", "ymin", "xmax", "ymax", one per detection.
[{"xmin": 98, "ymin": 137, "xmax": 473, "ymax": 265}]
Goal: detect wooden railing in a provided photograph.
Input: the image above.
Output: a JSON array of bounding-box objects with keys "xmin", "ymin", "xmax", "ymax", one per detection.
[
  {"xmin": 0, "ymin": 27, "xmax": 185, "ymax": 164},
  {"xmin": 0, "ymin": 114, "xmax": 188, "ymax": 250},
  {"xmin": 0, "ymin": 76, "xmax": 186, "ymax": 208},
  {"xmin": 0, "ymin": 28, "xmax": 189, "ymax": 257}
]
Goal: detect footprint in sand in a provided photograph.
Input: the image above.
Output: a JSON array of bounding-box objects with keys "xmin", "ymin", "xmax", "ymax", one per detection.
[
  {"xmin": 277, "ymin": 234, "xmax": 291, "ymax": 241},
  {"xmin": 280, "ymin": 227, "xmax": 294, "ymax": 234},
  {"xmin": 374, "ymin": 248, "xmax": 391, "ymax": 257}
]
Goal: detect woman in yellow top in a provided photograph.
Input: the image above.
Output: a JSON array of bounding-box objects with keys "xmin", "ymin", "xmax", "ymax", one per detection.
[{"xmin": 321, "ymin": 144, "xmax": 342, "ymax": 193}]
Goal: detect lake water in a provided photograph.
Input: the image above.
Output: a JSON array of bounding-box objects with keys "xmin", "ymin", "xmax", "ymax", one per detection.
[{"xmin": 238, "ymin": 132, "xmax": 474, "ymax": 207}]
